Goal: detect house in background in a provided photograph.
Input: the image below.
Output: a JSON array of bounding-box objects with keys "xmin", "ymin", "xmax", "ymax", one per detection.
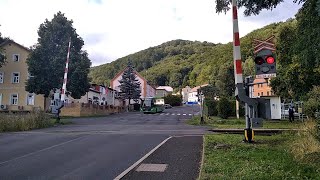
[
  {"xmin": 66, "ymin": 84, "xmax": 122, "ymax": 107},
  {"xmin": 181, "ymin": 86, "xmax": 191, "ymax": 103},
  {"xmin": 252, "ymin": 78, "xmax": 274, "ymax": 97},
  {"xmin": 187, "ymin": 84, "xmax": 209, "ymax": 103},
  {"xmin": 0, "ymin": 40, "xmax": 47, "ymax": 112},
  {"xmin": 251, "ymin": 78, "xmax": 281, "ymax": 119},
  {"xmin": 110, "ymin": 68, "xmax": 155, "ymax": 103},
  {"xmin": 155, "ymin": 86, "xmax": 173, "ymax": 98}
]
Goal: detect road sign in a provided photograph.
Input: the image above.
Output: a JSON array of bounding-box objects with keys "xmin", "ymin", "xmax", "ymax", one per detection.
[
  {"xmin": 253, "ymin": 36, "xmax": 275, "ymax": 54},
  {"xmin": 256, "ymin": 73, "xmax": 276, "ymax": 79}
]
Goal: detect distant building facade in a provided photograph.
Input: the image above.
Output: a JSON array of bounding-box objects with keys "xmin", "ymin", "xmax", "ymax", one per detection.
[
  {"xmin": 66, "ymin": 84, "xmax": 122, "ymax": 107},
  {"xmin": 155, "ymin": 86, "xmax": 173, "ymax": 98},
  {"xmin": 252, "ymin": 78, "xmax": 274, "ymax": 97},
  {"xmin": 181, "ymin": 86, "xmax": 191, "ymax": 103},
  {"xmin": 187, "ymin": 84, "xmax": 209, "ymax": 103},
  {"xmin": 110, "ymin": 68, "xmax": 155, "ymax": 100},
  {"xmin": 0, "ymin": 40, "xmax": 46, "ymax": 112}
]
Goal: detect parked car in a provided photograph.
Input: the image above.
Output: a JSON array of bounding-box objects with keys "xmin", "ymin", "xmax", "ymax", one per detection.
[{"xmin": 164, "ymin": 104, "xmax": 172, "ymax": 109}]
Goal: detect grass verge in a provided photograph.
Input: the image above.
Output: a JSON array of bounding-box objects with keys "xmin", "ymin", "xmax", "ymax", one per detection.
[
  {"xmin": 187, "ymin": 116, "xmax": 301, "ymax": 129},
  {"xmin": 0, "ymin": 112, "xmax": 72, "ymax": 132},
  {"xmin": 201, "ymin": 133, "xmax": 320, "ymax": 179}
]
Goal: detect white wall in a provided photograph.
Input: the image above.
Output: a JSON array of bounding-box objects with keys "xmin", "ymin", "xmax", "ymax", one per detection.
[
  {"xmin": 188, "ymin": 92, "xmax": 198, "ymax": 102},
  {"xmin": 270, "ymin": 96, "xmax": 281, "ymax": 120}
]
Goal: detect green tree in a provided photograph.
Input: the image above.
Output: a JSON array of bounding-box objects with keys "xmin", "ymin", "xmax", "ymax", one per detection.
[
  {"xmin": 201, "ymin": 84, "xmax": 219, "ymax": 100},
  {"xmin": 118, "ymin": 60, "xmax": 141, "ymax": 105},
  {"xmin": 216, "ymin": 62, "xmax": 235, "ymax": 97},
  {"xmin": 164, "ymin": 94, "xmax": 182, "ymax": 106},
  {"xmin": 169, "ymin": 72, "xmax": 182, "ymax": 88},
  {"xmin": 270, "ymin": 0, "xmax": 320, "ymax": 100},
  {"xmin": 214, "ymin": 0, "xmax": 320, "ymax": 16},
  {"xmin": 217, "ymin": 97, "xmax": 232, "ymax": 119},
  {"xmin": 304, "ymin": 86, "xmax": 320, "ymax": 118},
  {"xmin": 26, "ymin": 12, "xmax": 91, "ymax": 99},
  {"xmin": 0, "ymin": 32, "xmax": 8, "ymax": 68},
  {"xmin": 242, "ymin": 57, "xmax": 255, "ymax": 78}
]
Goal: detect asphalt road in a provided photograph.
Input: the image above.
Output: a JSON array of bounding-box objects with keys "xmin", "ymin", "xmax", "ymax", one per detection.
[{"xmin": 0, "ymin": 104, "xmax": 210, "ymax": 179}]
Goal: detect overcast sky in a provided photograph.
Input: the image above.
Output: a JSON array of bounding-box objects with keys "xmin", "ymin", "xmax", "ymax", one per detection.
[{"xmin": 0, "ymin": 0, "xmax": 302, "ymax": 67}]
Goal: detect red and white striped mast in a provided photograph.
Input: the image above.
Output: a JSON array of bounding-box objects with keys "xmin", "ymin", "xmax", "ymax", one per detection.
[
  {"xmin": 60, "ymin": 37, "xmax": 71, "ymax": 102},
  {"xmin": 232, "ymin": 0, "xmax": 243, "ymax": 84},
  {"xmin": 231, "ymin": 0, "xmax": 257, "ymax": 143}
]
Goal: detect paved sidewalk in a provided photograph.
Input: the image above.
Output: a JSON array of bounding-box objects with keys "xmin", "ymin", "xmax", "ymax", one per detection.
[{"xmin": 121, "ymin": 136, "xmax": 203, "ymax": 180}]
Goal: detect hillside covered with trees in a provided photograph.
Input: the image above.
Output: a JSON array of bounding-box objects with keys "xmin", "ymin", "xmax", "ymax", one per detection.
[
  {"xmin": 90, "ymin": 0, "xmax": 320, "ymax": 106},
  {"xmin": 89, "ymin": 21, "xmax": 285, "ymax": 95}
]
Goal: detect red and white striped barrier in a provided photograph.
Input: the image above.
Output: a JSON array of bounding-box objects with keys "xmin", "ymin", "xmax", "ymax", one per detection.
[
  {"xmin": 61, "ymin": 38, "xmax": 71, "ymax": 102},
  {"xmin": 232, "ymin": 0, "xmax": 243, "ymax": 84}
]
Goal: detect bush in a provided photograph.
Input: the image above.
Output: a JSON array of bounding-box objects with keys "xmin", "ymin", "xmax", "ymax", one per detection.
[
  {"xmin": 204, "ymin": 99, "xmax": 218, "ymax": 116},
  {"xmin": 304, "ymin": 86, "xmax": 320, "ymax": 119},
  {"xmin": 290, "ymin": 120, "xmax": 320, "ymax": 161},
  {"xmin": 164, "ymin": 94, "xmax": 182, "ymax": 106},
  {"xmin": 0, "ymin": 111, "xmax": 52, "ymax": 132},
  {"xmin": 304, "ymin": 99, "xmax": 320, "ymax": 119},
  {"xmin": 217, "ymin": 97, "xmax": 232, "ymax": 119}
]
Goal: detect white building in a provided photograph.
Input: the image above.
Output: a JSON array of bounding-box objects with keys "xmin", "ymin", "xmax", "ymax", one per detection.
[
  {"xmin": 187, "ymin": 84, "xmax": 209, "ymax": 103},
  {"xmin": 182, "ymin": 86, "xmax": 191, "ymax": 103}
]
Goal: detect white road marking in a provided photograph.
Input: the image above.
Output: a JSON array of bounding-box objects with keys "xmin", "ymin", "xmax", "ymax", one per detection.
[
  {"xmin": 189, "ymin": 114, "xmax": 192, "ymax": 116},
  {"xmin": 183, "ymin": 114, "xmax": 186, "ymax": 115},
  {"xmin": 177, "ymin": 114, "xmax": 180, "ymax": 115},
  {"xmin": 114, "ymin": 136, "xmax": 172, "ymax": 180},
  {"xmin": 0, "ymin": 136, "xmax": 85, "ymax": 165},
  {"xmin": 172, "ymin": 113, "xmax": 175, "ymax": 115}
]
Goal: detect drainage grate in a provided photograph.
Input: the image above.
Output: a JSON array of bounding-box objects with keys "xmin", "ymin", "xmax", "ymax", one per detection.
[{"xmin": 135, "ymin": 163, "xmax": 168, "ymax": 172}]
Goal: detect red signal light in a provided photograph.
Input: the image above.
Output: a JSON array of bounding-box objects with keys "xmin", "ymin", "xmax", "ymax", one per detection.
[{"xmin": 266, "ymin": 56, "xmax": 274, "ymax": 64}]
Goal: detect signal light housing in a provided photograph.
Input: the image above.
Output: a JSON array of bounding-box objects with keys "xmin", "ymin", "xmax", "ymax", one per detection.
[{"xmin": 254, "ymin": 49, "xmax": 276, "ymax": 77}]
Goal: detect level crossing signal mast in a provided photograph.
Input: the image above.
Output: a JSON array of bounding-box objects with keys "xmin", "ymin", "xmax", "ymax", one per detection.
[{"xmin": 253, "ymin": 36, "xmax": 276, "ymax": 79}]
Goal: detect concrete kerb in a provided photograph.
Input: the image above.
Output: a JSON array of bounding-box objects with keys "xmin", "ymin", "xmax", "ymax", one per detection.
[{"xmin": 209, "ymin": 128, "xmax": 299, "ymax": 135}]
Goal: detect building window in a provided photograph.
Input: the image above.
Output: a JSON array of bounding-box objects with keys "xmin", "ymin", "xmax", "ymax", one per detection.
[
  {"xmin": 10, "ymin": 94, "xmax": 18, "ymax": 105},
  {"xmin": 0, "ymin": 72, "xmax": 3, "ymax": 83},
  {"xmin": 27, "ymin": 93, "xmax": 35, "ymax": 105},
  {"xmin": 261, "ymin": 92, "xmax": 264, "ymax": 96},
  {"xmin": 12, "ymin": 72, "xmax": 20, "ymax": 83},
  {"xmin": 261, "ymin": 84, "xmax": 263, "ymax": 87},
  {"xmin": 258, "ymin": 93, "xmax": 260, "ymax": 96},
  {"xmin": 13, "ymin": 54, "xmax": 20, "ymax": 62},
  {"xmin": 267, "ymin": 91, "xmax": 269, "ymax": 96}
]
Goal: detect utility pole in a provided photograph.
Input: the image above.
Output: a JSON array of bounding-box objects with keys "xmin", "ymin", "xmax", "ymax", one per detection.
[{"xmin": 198, "ymin": 86, "xmax": 205, "ymax": 124}]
